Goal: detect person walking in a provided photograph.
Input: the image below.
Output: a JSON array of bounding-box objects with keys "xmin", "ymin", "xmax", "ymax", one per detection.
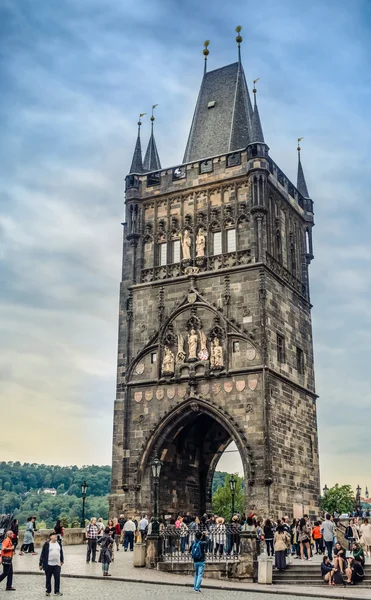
[
  {"xmin": 0, "ymin": 530, "xmax": 16, "ymax": 591},
  {"xmin": 298, "ymin": 517, "xmax": 312, "ymax": 561},
  {"xmin": 360, "ymin": 518, "xmax": 371, "ymax": 557},
  {"xmin": 263, "ymin": 519, "xmax": 274, "ymax": 557},
  {"xmin": 98, "ymin": 528, "xmax": 114, "ymax": 577},
  {"xmin": 113, "ymin": 518, "xmax": 121, "ymax": 551},
  {"xmin": 312, "ymin": 521, "xmax": 323, "ymax": 554},
  {"xmin": 345, "ymin": 518, "xmax": 359, "ymax": 552},
  {"xmin": 123, "ymin": 517, "xmax": 135, "ymax": 551},
  {"xmin": 138, "ymin": 514, "xmax": 149, "ymax": 542},
  {"xmin": 39, "ymin": 532, "xmax": 64, "ymax": 597},
  {"xmin": 97, "ymin": 518, "xmax": 105, "ymax": 545},
  {"xmin": 274, "ymin": 524, "xmax": 291, "ymax": 571},
  {"xmin": 20, "ymin": 517, "xmax": 37, "ymax": 555},
  {"xmin": 321, "ymin": 514, "xmax": 335, "ymax": 561},
  {"xmin": 191, "ymin": 530, "xmax": 208, "ymax": 593},
  {"xmin": 10, "ymin": 520, "xmax": 18, "ymax": 553},
  {"xmin": 86, "ymin": 518, "xmax": 99, "ymax": 563}
]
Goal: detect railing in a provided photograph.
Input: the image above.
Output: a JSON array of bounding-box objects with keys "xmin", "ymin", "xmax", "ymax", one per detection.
[{"xmin": 159, "ymin": 524, "xmax": 242, "ymax": 562}]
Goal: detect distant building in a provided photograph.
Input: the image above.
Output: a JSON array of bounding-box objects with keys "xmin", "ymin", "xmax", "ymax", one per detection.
[{"xmin": 43, "ymin": 488, "xmax": 57, "ymax": 497}]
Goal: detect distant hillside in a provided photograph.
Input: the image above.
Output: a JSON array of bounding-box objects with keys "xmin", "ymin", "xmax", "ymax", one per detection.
[{"xmin": 0, "ymin": 462, "xmax": 111, "ymax": 497}]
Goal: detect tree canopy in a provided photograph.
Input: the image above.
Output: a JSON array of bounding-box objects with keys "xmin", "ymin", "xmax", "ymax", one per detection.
[
  {"xmin": 212, "ymin": 473, "xmax": 244, "ymax": 519},
  {"xmin": 320, "ymin": 484, "xmax": 355, "ymax": 515}
]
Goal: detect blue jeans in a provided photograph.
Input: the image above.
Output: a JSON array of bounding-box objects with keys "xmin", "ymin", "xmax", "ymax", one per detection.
[
  {"xmin": 194, "ymin": 561, "xmax": 205, "ymax": 591},
  {"xmin": 181, "ymin": 537, "xmax": 186, "ymax": 553},
  {"xmin": 325, "ymin": 540, "xmax": 333, "ymax": 561},
  {"xmin": 124, "ymin": 531, "xmax": 134, "ymax": 551}
]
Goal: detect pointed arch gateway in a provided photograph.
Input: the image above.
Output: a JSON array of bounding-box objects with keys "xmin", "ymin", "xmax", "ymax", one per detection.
[{"xmin": 136, "ymin": 396, "xmax": 253, "ymax": 518}]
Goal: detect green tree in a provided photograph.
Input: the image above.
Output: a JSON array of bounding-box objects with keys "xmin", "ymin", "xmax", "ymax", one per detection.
[
  {"xmin": 212, "ymin": 474, "xmax": 244, "ymax": 519},
  {"xmin": 321, "ymin": 484, "xmax": 355, "ymax": 515}
]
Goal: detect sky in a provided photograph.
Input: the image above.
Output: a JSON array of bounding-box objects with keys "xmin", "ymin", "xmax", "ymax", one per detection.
[{"xmin": 1, "ymin": 0, "xmax": 370, "ymax": 495}]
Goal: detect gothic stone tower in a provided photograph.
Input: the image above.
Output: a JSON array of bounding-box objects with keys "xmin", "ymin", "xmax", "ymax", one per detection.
[{"xmin": 110, "ymin": 39, "xmax": 320, "ymax": 519}]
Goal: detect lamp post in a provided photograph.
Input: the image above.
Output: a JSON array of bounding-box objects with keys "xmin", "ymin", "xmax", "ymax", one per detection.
[
  {"xmin": 229, "ymin": 474, "xmax": 237, "ymax": 519},
  {"xmin": 365, "ymin": 486, "xmax": 369, "ymax": 500},
  {"xmin": 80, "ymin": 481, "xmax": 88, "ymax": 528},
  {"xmin": 151, "ymin": 457, "xmax": 162, "ymax": 535}
]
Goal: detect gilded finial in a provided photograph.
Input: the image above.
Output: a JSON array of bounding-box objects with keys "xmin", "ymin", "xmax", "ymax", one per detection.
[
  {"xmin": 235, "ymin": 25, "xmax": 243, "ymax": 45},
  {"xmin": 151, "ymin": 104, "xmax": 158, "ymax": 122},
  {"xmin": 138, "ymin": 112, "xmax": 146, "ymax": 126},
  {"xmin": 203, "ymin": 40, "xmax": 210, "ymax": 74},
  {"xmin": 253, "ymin": 77, "xmax": 260, "ymax": 94},
  {"xmin": 297, "ymin": 137, "xmax": 304, "ymax": 152}
]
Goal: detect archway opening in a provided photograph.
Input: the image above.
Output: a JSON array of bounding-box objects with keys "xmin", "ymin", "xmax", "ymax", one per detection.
[{"xmin": 150, "ymin": 406, "xmax": 247, "ymax": 519}]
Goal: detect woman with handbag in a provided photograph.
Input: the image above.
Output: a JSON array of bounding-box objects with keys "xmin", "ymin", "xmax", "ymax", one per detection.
[{"xmin": 0, "ymin": 530, "xmax": 16, "ymax": 591}]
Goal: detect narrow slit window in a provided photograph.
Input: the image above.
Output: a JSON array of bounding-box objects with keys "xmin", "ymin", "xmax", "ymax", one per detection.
[
  {"xmin": 296, "ymin": 347, "xmax": 304, "ymax": 374},
  {"xmin": 227, "ymin": 229, "xmax": 236, "ymax": 252},
  {"xmin": 277, "ymin": 334, "xmax": 285, "ymax": 364},
  {"xmin": 213, "ymin": 231, "xmax": 222, "ymax": 255}
]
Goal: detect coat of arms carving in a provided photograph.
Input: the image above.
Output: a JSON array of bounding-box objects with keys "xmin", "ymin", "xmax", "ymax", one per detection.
[
  {"xmin": 236, "ymin": 380, "xmax": 246, "ymax": 392},
  {"xmin": 167, "ymin": 387, "xmax": 175, "ymax": 400},
  {"xmin": 134, "ymin": 391, "xmax": 142, "ymax": 403},
  {"xmin": 155, "ymin": 388, "xmax": 164, "ymax": 400},
  {"xmin": 145, "ymin": 390, "xmax": 153, "ymax": 402},
  {"xmin": 224, "ymin": 381, "xmax": 233, "ymax": 393},
  {"xmin": 248, "ymin": 377, "xmax": 258, "ymax": 391}
]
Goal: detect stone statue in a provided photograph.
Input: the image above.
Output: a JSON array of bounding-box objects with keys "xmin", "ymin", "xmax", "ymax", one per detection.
[
  {"xmin": 176, "ymin": 333, "xmax": 186, "ymax": 364},
  {"xmin": 188, "ymin": 328, "xmax": 198, "ymax": 361},
  {"xmin": 198, "ymin": 329, "xmax": 209, "ymax": 361},
  {"xmin": 181, "ymin": 229, "xmax": 191, "ymax": 260},
  {"xmin": 162, "ymin": 346, "xmax": 175, "ymax": 375},
  {"xmin": 196, "ymin": 227, "xmax": 206, "ymax": 257},
  {"xmin": 210, "ymin": 337, "xmax": 223, "ymax": 369}
]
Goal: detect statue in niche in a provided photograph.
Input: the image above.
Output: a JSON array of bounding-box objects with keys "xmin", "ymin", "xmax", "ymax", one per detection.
[
  {"xmin": 187, "ymin": 328, "xmax": 198, "ymax": 361},
  {"xmin": 198, "ymin": 329, "xmax": 209, "ymax": 361},
  {"xmin": 181, "ymin": 230, "xmax": 191, "ymax": 260},
  {"xmin": 162, "ymin": 346, "xmax": 175, "ymax": 375},
  {"xmin": 176, "ymin": 333, "xmax": 186, "ymax": 364},
  {"xmin": 210, "ymin": 337, "xmax": 223, "ymax": 369},
  {"xmin": 196, "ymin": 227, "xmax": 206, "ymax": 257}
]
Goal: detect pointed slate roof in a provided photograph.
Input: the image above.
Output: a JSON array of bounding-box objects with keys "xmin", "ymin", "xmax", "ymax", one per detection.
[
  {"xmin": 143, "ymin": 121, "xmax": 161, "ymax": 172},
  {"xmin": 297, "ymin": 152, "xmax": 310, "ymax": 198},
  {"xmin": 251, "ymin": 90, "xmax": 265, "ymax": 143},
  {"xmin": 129, "ymin": 123, "xmax": 143, "ymax": 174},
  {"xmin": 183, "ymin": 61, "xmax": 253, "ymax": 163}
]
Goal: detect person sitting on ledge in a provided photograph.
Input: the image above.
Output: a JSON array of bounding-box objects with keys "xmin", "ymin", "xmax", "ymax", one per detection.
[
  {"xmin": 321, "ymin": 555, "xmax": 335, "ymax": 586},
  {"xmin": 345, "ymin": 556, "xmax": 364, "ymax": 585}
]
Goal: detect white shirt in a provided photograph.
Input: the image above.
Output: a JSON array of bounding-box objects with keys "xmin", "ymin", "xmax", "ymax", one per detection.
[
  {"xmin": 97, "ymin": 522, "xmax": 105, "ymax": 532},
  {"xmin": 48, "ymin": 541, "xmax": 61, "ymax": 566},
  {"xmin": 139, "ymin": 518, "xmax": 148, "ymax": 531},
  {"xmin": 124, "ymin": 520, "xmax": 136, "ymax": 532}
]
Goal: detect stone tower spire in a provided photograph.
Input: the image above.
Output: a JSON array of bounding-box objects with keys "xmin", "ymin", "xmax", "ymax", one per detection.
[
  {"xmin": 129, "ymin": 115, "xmax": 145, "ymax": 174},
  {"xmin": 251, "ymin": 80, "xmax": 265, "ymax": 143},
  {"xmin": 143, "ymin": 105, "xmax": 162, "ymax": 172},
  {"xmin": 183, "ymin": 27, "xmax": 253, "ymax": 164},
  {"xmin": 297, "ymin": 138, "xmax": 310, "ymax": 198}
]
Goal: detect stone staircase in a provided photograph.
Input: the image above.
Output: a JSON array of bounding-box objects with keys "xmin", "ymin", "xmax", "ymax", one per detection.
[{"xmin": 273, "ymin": 562, "xmax": 371, "ymax": 587}]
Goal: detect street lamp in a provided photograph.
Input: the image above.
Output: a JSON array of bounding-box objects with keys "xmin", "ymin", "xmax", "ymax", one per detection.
[
  {"xmin": 365, "ymin": 486, "xmax": 369, "ymax": 500},
  {"xmin": 151, "ymin": 457, "xmax": 162, "ymax": 535},
  {"xmin": 80, "ymin": 481, "xmax": 88, "ymax": 528},
  {"xmin": 323, "ymin": 484, "xmax": 329, "ymax": 497},
  {"xmin": 229, "ymin": 474, "xmax": 237, "ymax": 518}
]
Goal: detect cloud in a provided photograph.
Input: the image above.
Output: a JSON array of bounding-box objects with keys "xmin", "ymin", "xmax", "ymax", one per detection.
[{"xmin": 0, "ymin": 0, "xmax": 370, "ymax": 494}]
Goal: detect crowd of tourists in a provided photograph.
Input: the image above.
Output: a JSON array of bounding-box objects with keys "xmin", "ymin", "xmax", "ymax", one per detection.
[{"xmin": 1, "ymin": 510, "xmax": 371, "ymax": 593}]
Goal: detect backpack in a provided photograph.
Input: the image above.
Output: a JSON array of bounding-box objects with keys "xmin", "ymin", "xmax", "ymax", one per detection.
[
  {"xmin": 192, "ymin": 540, "xmax": 203, "ymax": 561},
  {"xmin": 333, "ymin": 569, "xmax": 346, "ymax": 586}
]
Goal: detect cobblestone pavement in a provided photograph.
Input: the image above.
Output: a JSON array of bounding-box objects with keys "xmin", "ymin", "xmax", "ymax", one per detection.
[
  {"xmin": 11, "ymin": 546, "xmax": 371, "ymax": 600},
  {"xmin": 0, "ymin": 575, "xmax": 350, "ymax": 600}
]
